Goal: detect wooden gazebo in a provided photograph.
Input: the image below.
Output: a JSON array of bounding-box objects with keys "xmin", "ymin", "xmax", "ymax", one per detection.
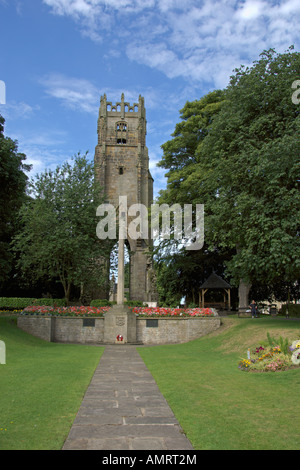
[{"xmin": 199, "ymin": 273, "xmax": 231, "ymax": 310}]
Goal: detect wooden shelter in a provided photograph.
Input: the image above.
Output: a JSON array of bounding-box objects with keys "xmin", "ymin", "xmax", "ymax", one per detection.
[{"xmin": 199, "ymin": 273, "xmax": 231, "ymax": 310}]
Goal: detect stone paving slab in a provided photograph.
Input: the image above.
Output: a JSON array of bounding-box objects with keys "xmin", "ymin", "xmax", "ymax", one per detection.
[{"xmin": 62, "ymin": 345, "xmax": 193, "ymax": 450}]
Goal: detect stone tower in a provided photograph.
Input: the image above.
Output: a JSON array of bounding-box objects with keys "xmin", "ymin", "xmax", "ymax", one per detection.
[{"xmin": 94, "ymin": 93, "xmax": 157, "ymax": 303}]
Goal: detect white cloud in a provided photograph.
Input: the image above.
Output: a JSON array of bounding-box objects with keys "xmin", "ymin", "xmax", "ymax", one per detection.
[
  {"xmin": 39, "ymin": 74, "xmax": 100, "ymax": 113},
  {"xmin": 3, "ymin": 101, "xmax": 40, "ymax": 119},
  {"xmin": 19, "ymin": 144, "xmax": 67, "ymax": 176},
  {"xmin": 43, "ymin": 0, "xmax": 300, "ymax": 89},
  {"xmin": 236, "ymin": 0, "xmax": 266, "ymax": 20},
  {"xmin": 38, "ymin": 73, "xmax": 169, "ymax": 115}
]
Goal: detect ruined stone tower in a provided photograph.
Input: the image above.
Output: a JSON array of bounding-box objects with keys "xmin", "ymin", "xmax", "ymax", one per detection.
[{"xmin": 94, "ymin": 93, "xmax": 157, "ymax": 303}]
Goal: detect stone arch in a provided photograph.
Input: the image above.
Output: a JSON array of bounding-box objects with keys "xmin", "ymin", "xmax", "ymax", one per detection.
[
  {"xmin": 109, "ymin": 241, "xmax": 131, "ymax": 302},
  {"xmin": 116, "ymin": 121, "xmax": 127, "ymax": 144}
]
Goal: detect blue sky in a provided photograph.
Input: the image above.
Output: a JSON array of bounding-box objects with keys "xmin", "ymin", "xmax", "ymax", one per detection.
[{"xmin": 0, "ymin": 0, "xmax": 299, "ymax": 197}]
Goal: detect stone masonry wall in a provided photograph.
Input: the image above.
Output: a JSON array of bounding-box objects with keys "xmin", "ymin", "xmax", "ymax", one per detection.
[
  {"xmin": 137, "ymin": 317, "xmax": 221, "ymax": 344},
  {"xmin": 17, "ymin": 316, "xmax": 221, "ymax": 345}
]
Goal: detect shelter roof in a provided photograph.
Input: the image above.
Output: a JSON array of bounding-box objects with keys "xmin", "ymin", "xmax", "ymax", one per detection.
[{"xmin": 200, "ymin": 272, "xmax": 231, "ymax": 289}]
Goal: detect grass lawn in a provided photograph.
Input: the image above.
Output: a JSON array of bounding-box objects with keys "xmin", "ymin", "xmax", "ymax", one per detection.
[
  {"xmin": 0, "ymin": 317, "xmax": 104, "ymax": 450},
  {"xmin": 138, "ymin": 316, "xmax": 300, "ymax": 450},
  {"xmin": 1, "ymin": 314, "xmax": 299, "ymax": 450}
]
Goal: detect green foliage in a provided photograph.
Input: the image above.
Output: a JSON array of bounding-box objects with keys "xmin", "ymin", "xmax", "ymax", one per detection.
[
  {"xmin": 266, "ymin": 333, "xmax": 290, "ymax": 355},
  {"xmin": 0, "ymin": 115, "xmax": 31, "ymax": 287},
  {"xmin": 0, "ymin": 297, "xmax": 36, "ymax": 309},
  {"xmin": 279, "ymin": 304, "xmax": 300, "ymax": 317},
  {"xmin": 0, "ymin": 297, "xmax": 66, "ymax": 309},
  {"xmin": 12, "ymin": 153, "xmax": 109, "ymax": 300},
  {"xmin": 198, "ymin": 47, "xmax": 300, "ymax": 286},
  {"xmin": 239, "ymin": 331, "xmax": 297, "ymax": 372},
  {"xmin": 267, "ymin": 331, "xmax": 276, "ymax": 348},
  {"xmin": 158, "ymin": 89, "xmax": 226, "ymax": 206},
  {"xmin": 125, "ymin": 300, "xmax": 144, "ymax": 307},
  {"xmin": 90, "ymin": 299, "xmax": 113, "ymax": 307},
  {"xmin": 156, "ymin": 48, "xmax": 300, "ymax": 299},
  {"xmin": 90, "ymin": 299, "xmax": 145, "ymax": 308}
]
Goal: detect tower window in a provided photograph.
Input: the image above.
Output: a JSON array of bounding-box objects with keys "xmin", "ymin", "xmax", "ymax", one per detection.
[
  {"xmin": 116, "ymin": 122, "xmax": 127, "ymax": 131},
  {"xmin": 119, "ymin": 167, "xmax": 124, "ymax": 175},
  {"xmin": 116, "ymin": 122, "xmax": 127, "ymax": 144}
]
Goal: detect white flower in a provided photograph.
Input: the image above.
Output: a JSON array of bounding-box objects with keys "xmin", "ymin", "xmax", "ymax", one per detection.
[
  {"xmin": 291, "ymin": 340, "xmax": 300, "ymax": 350},
  {"xmin": 291, "ymin": 350, "xmax": 300, "ymax": 365}
]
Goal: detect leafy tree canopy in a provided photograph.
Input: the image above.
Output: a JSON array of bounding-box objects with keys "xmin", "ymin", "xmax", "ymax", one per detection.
[
  {"xmin": 156, "ymin": 47, "xmax": 300, "ymax": 303},
  {"xmin": 0, "ymin": 114, "xmax": 31, "ymax": 287},
  {"xmin": 13, "ymin": 153, "xmax": 109, "ymax": 301}
]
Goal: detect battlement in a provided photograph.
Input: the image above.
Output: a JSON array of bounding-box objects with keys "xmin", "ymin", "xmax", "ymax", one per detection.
[{"xmin": 99, "ymin": 93, "xmax": 145, "ymax": 118}]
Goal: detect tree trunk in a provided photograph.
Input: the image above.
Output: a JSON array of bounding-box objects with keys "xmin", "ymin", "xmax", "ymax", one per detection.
[
  {"xmin": 60, "ymin": 276, "xmax": 71, "ymax": 303},
  {"xmin": 65, "ymin": 282, "xmax": 71, "ymax": 303},
  {"xmin": 238, "ymin": 279, "xmax": 251, "ymax": 311}
]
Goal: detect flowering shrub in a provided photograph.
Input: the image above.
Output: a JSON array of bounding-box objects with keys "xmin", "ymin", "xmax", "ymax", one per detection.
[
  {"xmin": 20, "ymin": 305, "xmax": 214, "ymax": 318},
  {"xmin": 132, "ymin": 307, "xmax": 214, "ymax": 317},
  {"xmin": 238, "ymin": 336, "xmax": 300, "ymax": 372},
  {"xmin": 21, "ymin": 305, "xmax": 109, "ymax": 317},
  {"xmin": 291, "ymin": 350, "xmax": 300, "ymax": 365},
  {"xmin": 238, "ymin": 359, "xmax": 251, "ymax": 371},
  {"xmin": 290, "ymin": 340, "xmax": 300, "ymax": 352},
  {"xmin": 265, "ymin": 359, "xmax": 291, "ymax": 372},
  {"xmin": 287, "ymin": 340, "xmax": 300, "ymax": 365}
]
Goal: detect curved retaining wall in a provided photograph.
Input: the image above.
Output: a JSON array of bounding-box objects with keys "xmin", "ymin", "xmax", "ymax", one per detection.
[{"xmin": 17, "ymin": 314, "xmax": 221, "ymax": 345}]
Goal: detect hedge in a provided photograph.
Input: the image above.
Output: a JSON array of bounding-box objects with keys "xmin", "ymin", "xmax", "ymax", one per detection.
[
  {"xmin": 0, "ymin": 297, "xmax": 66, "ymax": 309},
  {"xmin": 90, "ymin": 299, "xmax": 144, "ymax": 307},
  {"xmin": 1, "ymin": 297, "xmax": 151, "ymax": 310},
  {"xmin": 90, "ymin": 299, "xmax": 114, "ymax": 307},
  {"xmin": 279, "ymin": 304, "xmax": 300, "ymax": 317}
]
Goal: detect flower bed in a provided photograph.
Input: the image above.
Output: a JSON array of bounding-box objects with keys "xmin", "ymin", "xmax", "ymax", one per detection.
[
  {"xmin": 20, "ymin": 305, "xmax": 109, "ymax": 317},
  {"xmin": 132, "ymin": 307, "xmax": 214, "ymax": 317},
  {"xmin": 20, "ymin": 305, "xmax": 215, "ymax": 318},
  {"xmin": 238, "ymin": 337, "xmax": 300, "ymax": 372}
]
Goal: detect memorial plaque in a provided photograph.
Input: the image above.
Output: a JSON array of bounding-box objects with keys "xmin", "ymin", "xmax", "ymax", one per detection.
[
  {"xmin": 116, "ymin": 316, "xmax": 126, "ymax": 327},
  {"xmin": 146, "ymin": 319, "xmax": 158, "ymax": 328},
  {"xmin": 83, "ymin": 318, "xmax": 95, "ymax": 327}
]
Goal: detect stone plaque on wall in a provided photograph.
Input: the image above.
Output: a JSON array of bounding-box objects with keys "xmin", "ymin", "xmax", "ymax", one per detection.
[
  {"xmin": 146, "ymin": 319, "xmax": 158, "ymax": 328},
  {"xmin": 116, "ymin": 316, "xmax": 126, "ymax": 326},
  {"xmin": 83, "ymin": 318, "xmax": 95, "ymax": 328}
]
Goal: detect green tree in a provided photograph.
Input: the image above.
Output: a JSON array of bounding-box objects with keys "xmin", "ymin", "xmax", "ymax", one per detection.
[
  {"xmin": 154, "ymin": 244, "xmax": 233, "ymax": 307},
  {"xmin": 199, "ymin": 47, "xmax": 300, "ymax": 306},
  {"xmin": 13, "ymin": 153, "xmax": 109, "ymax": 301},
  {"xmin": 155, "ymin": 90, "xmax": 229, "ymax": 305},
  {"xmin": 157, "ymin": 47, "xmax": 300, "ymax": 308},
  {"xmin": 158, "ymin": 89, "xmax": 225, "ymax": 206},
  {"xmin": 0, "ymin": 115, "xmax": 31, "ymax": 288}
]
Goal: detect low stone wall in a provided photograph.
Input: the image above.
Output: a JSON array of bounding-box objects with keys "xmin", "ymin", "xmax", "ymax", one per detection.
[
  {"xmin": 17, "ymin": 316, "xmax": 53, "ymax": 342},
  {"xmin": 17, "ymin": 314, "xmax": 221, "ymax": 345},
  {"xmin": 17, "ymin": 316, "xmax": 105, "ymax": 344},
  {"xmin": 137, "ymin": 317, "xmax": 221, "ymax": 344}
]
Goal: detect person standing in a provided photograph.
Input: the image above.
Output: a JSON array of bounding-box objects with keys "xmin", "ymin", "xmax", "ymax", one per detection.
[{"xmin": 249, "ymin": 300, "xmax": 258, "ymax": 318}]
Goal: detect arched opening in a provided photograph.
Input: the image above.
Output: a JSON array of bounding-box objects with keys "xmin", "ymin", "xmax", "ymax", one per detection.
[
  {"xmin": 109, "ymin": 241, "xmax": 131, "ymax": 302},
  {"xmin": 116, "ymin": 121, "xmax": 127, "ymax": 144}
]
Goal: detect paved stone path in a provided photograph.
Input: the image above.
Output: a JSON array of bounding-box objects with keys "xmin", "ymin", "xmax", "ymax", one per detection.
[{"xmin": 63, "ymin": 345, "xmax": 193, "ymax": 450}]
